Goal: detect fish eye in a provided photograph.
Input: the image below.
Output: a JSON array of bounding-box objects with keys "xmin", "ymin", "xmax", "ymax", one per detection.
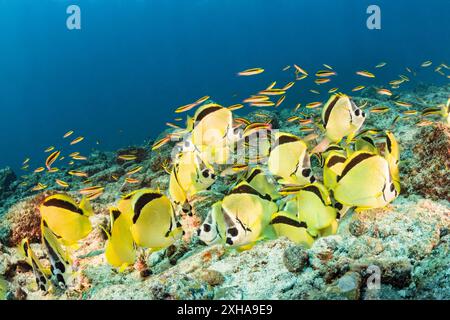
[
  {"xmin": 334, "ymin": 202, "xmax": 343, "ymax": 210},
  {"xmin": 56, "ymin": 262, "xmax": 65, "ymax": 272},
  {"xmin": 202, "ymin": 170, "xmax": 209, "ymax": 178},
  {"xmin": 302, "ymin": 168, "xmax": 311, "ymax": 177},
  {"xmin": 228, "ymin": 227, "xmax": 238, "ymax": 237},
  {"xmin": 355, "ymin": 109, "xmax": 360, "ymax": 116},
  {"xmin": 203, "ymin": 224, "xmax": 211, "ymax": 232}
]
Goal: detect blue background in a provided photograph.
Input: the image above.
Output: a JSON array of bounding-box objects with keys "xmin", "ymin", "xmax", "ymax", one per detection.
[{"xmin": 0, "ymin": 0, "xmax": 449, "ymax": 171}]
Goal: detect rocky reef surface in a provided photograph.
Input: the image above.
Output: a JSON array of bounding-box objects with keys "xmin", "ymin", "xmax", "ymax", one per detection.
[{"xmin": 0, "ymin": 84, "xmax": 449, "ymax": 300}]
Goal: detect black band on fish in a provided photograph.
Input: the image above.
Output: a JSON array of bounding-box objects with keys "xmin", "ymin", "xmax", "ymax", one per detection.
[
  {"xmin": 323, "ymin": 95, "xmax": 340, "ymax": 128},
  {"xmin": 230, "ymin": 183, "xmax": 271, "ymax": 201},
  {"xmin": 301, "ymin": 185, "xmax": 326, "ymax": 205},
  {"xmin": 271, "ymin": 215, "xmax": 307, "ymax": 228},
  {"xmin": 42, "ymin": 198, "xmax": 83, "ymax": 215},
  {"xmin": 133, "ymin": 192, "xmax": 163, "ymax": 224},
  {"xmin": 362, "ymin": 136, "xmax": 376, "ymax": 146},
  {"xmin": 386, "ymin": 135, "xmax": 392, "ymax": 153},
  {"xmin": 195, "ymin": 105, "xmax": 222, "ymax": 123},
  {"xmin": 327, "ymin": 155, "xmax": 346, "ymax": 167},
  {"xmin": 111, "ymin": 209, "xmax": 121, "ymax": 222},
  {"xmin": 337, "ymin": 152, "xmax": 375, "ymax": 182},
  {"xmin": 246, "ymin": 168, "xmax": 262, "ymax": 183},
  {"xmin": 276, "ymin": 134, "xmax": 299, "ymax": 146}
]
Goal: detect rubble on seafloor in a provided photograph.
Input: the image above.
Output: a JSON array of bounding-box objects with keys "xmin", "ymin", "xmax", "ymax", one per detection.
[{"xmin": 0, "ymin": 84, "xmax": 449, "ymax": 300}]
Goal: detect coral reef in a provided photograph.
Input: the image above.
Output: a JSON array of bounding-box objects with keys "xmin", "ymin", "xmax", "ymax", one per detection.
[
  {"xmin": 0, "ymin": 84, "xmax": 449, "ymax": 300},
  {"xmin": 402, "ymin": 123, "xmax": 450, "ymax": 201}
]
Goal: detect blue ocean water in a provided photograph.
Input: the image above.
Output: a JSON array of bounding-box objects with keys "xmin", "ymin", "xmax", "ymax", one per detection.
[{"xmin": 0, "ymin": 0, "xmax": 449, "ymax": 172}]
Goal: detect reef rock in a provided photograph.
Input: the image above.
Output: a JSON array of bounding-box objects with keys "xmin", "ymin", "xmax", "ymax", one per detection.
[
  {"xmin": 0, "ymin": 167, "xmax": 16, "ymax": 196},
  {"xmin": 402, "ymin": 123, "xmax": 450, "ymax": 201}
]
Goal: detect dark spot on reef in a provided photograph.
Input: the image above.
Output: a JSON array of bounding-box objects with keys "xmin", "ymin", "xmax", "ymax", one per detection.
[{"xmin": 140, "ymin": 269, "xmax": 152, "ymax": 278}]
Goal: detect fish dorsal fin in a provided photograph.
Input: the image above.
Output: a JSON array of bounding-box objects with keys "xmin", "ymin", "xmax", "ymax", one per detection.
[
  {"xmin": 79, "ymin": 196, "xmax": 93, "ymax": 216},
  {"xmin": 109, "ymin": 207, "xmax": 121, "ymax": 228}
]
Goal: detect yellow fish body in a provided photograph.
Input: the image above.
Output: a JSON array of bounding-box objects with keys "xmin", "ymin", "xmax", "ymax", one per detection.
[
  {"xmin": 197, "ymin": 201, "xmax": 227, "ymax": 245},
  {"xmin": 104, "ymin": 207, "xmax": 136, "ymax": 270},
  {"xmin": 312, "ymin": 93, "xmax": 366, "ymax": 153},
  {"xmin": 268, "ymin": 132, "xmax": 315, "ymax": 185},
  {"xmin": 172, "ymin": 150, "xmax": 216, "ymax": 199},
  {"xmin": 245, "ymin": 167, "xmax": 280, "ymax": 200},
  {"xmin": 221, "ymin": 182, "xmax": 278, "ymax": 248},
  {"xmin": 322, "ymin": 93, "xmax": 366, "ymax": 142},
  {"xmin": 41, "ymin": 221, "xmax": 72, "ymax": 289},
  {"xmin": 270, "ymin": 211, "xmax": 315, "ymax": 248},
  {"xmin": 191, "ymin": 104, "xmax": 233, "ymax": 162},
  {"xmin": 323, "ymin": 151, "xmax": 347, "ymax": 191},
  {"xmin": 20, "ymin": 238, "xmax": 51, "ymax": 292},
  {"xmin": 384, "ymin": 131, "xmax": 401, "ymax": 194},
  {"xmin": 354, "ymin": 135, "xmax": 379, "ymax": 154},
  {"xmin": 39, "ymin": 194, "xmax": 93, "ymax": 244},
  {"xmin": 168, "ymin": 166, "xmax": 191, "ymax": 215},
  {"xmin": 130, "ymin": 189, "xmax": 183, "ymax": 250},
  {"xmin": 296, "ymin": 183, "xmax": 337, "ymax": 232},
  {"xmin": 334, "ymin": 151, "xmax": 398, "ymax": 209}
]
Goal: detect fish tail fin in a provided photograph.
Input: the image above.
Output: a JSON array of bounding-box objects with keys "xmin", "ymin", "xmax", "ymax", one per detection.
[{"xmin": 186, "ymin": 116, "xmax": 194, "ymax": 131}]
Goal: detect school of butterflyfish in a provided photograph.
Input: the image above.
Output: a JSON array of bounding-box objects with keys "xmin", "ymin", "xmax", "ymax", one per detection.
[{"xmin": 18, "ymin": 60, "xmax": 449, "ymax": 293}]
